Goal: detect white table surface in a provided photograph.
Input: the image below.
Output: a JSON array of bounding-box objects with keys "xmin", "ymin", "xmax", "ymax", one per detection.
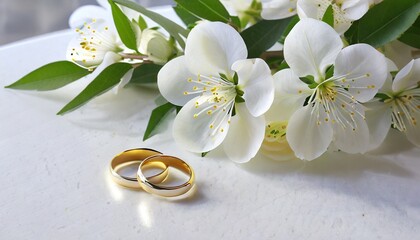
[{"xmin": 1, "ymin": 6, "xmax": 420, "ymax": 240}]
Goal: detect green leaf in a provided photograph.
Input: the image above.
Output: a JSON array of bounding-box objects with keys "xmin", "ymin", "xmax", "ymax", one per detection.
[
  {"xmin": 219, "ymin": 73, "xmax": 229, "ymax": 81},
  {"xmin": 127, "ymin": 64, "xmax": 162, "ymax": 85},
  {"xmin": 325, "ymin": 65, "xmax": 334, "ymax": 79},
  {"xmin": 279, "ymin": 15, "xmax": 299, "ymax": 44},
  {"xmin": 235, "ymin": 95, "xmax": 245, "ymax": 103},
  {"xmin": 175, "ymin": 0, "xmax": 232, "ymax": 24},
  {"xmin": 57, "ymin": 63, "xmax": 132, "ymax": 115},
  {"xmin": 265, "ymin": 56, "xmax": 286, "ymax": 72},
  {"xmin": 241, "ymin": 17, "xmax": 293, "ymax": 58},
  {"xmin": 5, "ymin": 61, "xmax": 90, "ymax": 91},
  {"xmin": 322, "ymin": 4, "xmax": 334, "ymax": 27},
  {"xmin": 345, "ymin": 0, "xmax": 420, "ymax": 47},
  {"xmin": 109, "ymin": 0, "xmax": 138, "ymax": 51},
  {"xmin": 375, "ymin": 93, "xmax": 391, "ymax": 101},
  {"xmin": 399, "ymin": 16, "xmax": 420, "ymax": 48},
  {"xmin": 112, "ymin": 0, "xmax": 188, "ymax": 49},
  {"xmin": 201, "ymin": 151, "xmax": 209, "ymax": 157},
  {"xmin": 278, "ymin": 60, "xmax": 289, "ymax": 71},
  {"xmin": 143, "ymin": 102, "xmax": 177, "ymax": 141},
  {"xmin": 300, "ymin": 75, "xmax": 315, "ymax": 85},
  {"xmin": 233, "ymin": 72, "xmax": 239, "ymax": 85},
  {"xmin": 138, "ymin": 15, "xmax": 148, "ymax": 30},
  {"xmin": 173, "ymin": 5, "xmax": 201, "ymax": 27},
  {"xmin": 230, "ymin": 16, "xmax": 241, "ymax": 29},
  {"xmin": 175, "ymin": 0, "xmax": 241, "ymax": 28}
]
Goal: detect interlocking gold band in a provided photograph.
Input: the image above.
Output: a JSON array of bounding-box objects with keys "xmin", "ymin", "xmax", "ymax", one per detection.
[
  {"xmin": 109, "ymin": 148, "xmax": 167, "ymax": 189},
  {"xmin": 137, "ymin": 155, "xmax": 195, "ymax": 197}
]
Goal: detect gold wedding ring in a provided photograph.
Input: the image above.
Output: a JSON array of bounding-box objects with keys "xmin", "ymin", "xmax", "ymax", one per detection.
[
  {"xmin": 109, "ymin": 148, "xmax": 168, "ymax": 189},
  {"xmin": 137, "ymin": 155, "xmax": 195, "ymax": 198}
]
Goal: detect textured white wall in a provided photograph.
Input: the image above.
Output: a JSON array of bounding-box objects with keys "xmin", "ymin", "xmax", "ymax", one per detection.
[{"xmin": 0, "ymin": 0, "xmax": 173, "ymax": 45}]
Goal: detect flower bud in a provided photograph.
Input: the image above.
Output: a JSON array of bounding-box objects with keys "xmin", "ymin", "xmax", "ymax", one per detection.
[{"xmin": 139, "ymin": 29, "xmax": 174, "ymax": 65}]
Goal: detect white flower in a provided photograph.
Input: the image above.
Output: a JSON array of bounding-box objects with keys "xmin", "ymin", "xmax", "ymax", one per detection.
[
  {"xmin": 297, "ymin": 0, "xmax": 370, "ymax": 34},
  {"xmin": 66, "ymin": 4, "xmax": 134, "ymax": 92},
  {"xmin": 67, "ymin": 3, "xmax": 175, "ymax": 68},
  {"xmin": 278, "ymin": 18, "xmax": 387, "ymax": 160},
  {"xmin": 367, "ymin": 59, "xmax": 420, "ymax": 149},
  {"xmin": 261, "ymin": 0, "xmax": 298, "ymax": 20},
  {"xmin": 66, "ymin": 19, "xmax": 123, "ymax": 68},
  {"xmin": 158, "ymin": 21, "xmax": 274, "ymax": 163},
  {"xmin": 67, "ymin": 2, "xmax": 127, "ymax": 69}
]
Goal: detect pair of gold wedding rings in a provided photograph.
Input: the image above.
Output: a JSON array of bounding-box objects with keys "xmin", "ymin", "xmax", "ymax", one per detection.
[{"xmin": 109, "ymin": 148, "xmax": 195, "ymax": 198}]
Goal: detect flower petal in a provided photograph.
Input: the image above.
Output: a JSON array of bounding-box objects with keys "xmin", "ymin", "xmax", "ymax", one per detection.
[
  {"xmin": 231, "ymin": 58, "xmax": 274, "ymax": 117},
  {"xmin": 173, "ymin": 96, "xmax": 232, "ymax": 153},
  {"xmin": 260, "ymin": 140, "xmax": 296, "ymax": 161},
  {"xmin": 221, "ymin": 0, "xmax": 253, "ymax": 16},
  {"xmin": 275, "ymin": 68, "xmax": 312, "ymax": 96},
  {"xmin": 383, "ymin": 41, "xmax": 415, "ymax": 69},
  {"xmin": 334, "ymin": 43, "xmax": 387, "ymax": 102},
  {"xmin": 265, "ymin": 95, "xmax": 303, "ymax": 122},
  {"xmin": 392, "ymin": 59, "xmax": 420, "ymax": 92},
  {"xmin": 68, "ymin": 5, "xmax": 110, "ymax": 29},
  {"xmin": 185, "ymin": 21, "xmax": 247, "ymax": 76},
  {"xmin": 379, "ymin": 58, "xmax": 398, "ymax": 94},
  {"xmin": 296, "ymin": 0, "xmax": 319, "ymax": 19},
  {"xmin": 364, "ymin": 101, "xmax": 392, "ymax": 150},
  {"xmin": 405, "ymin": 110, "xmax": 420, "ymax": 148},
  {"xmin": 386, "ymin": 58, "xmax": 399, "ymax": 72},
  {"xmin": 157, "ymin": 56, "xmax": 198, "ymax": 106},
  {"xmin": 96, "ymin": 0, "xmax": 109, "ymax": 8},
  {"xmin": 331, "ymin": 102, "xmax": 370, "ymax": 153},
  {"xmin": 286, "ymin": 105, "xmax": 333, "ymax": 160},
  {"xmin": 261, "ymin": 0, "xmax": 297, "ymax": 20},
  {"xmin": 284, "ymin": 18, "xmax": 342, "ymax": 81},
  {"xmin": 342, "ymin": 0, "xmax": 370, "ymax": 20},
  {"xmin": 114, "ymin": 68, "xmax": 134, "ymax": 94},
  {"xmin": 223, "ymin": 103, "xmax": 265, "ymax": 163},
  {"xmin": 265, "ymin": 68, "xmax": 312, "ymax": 122}
]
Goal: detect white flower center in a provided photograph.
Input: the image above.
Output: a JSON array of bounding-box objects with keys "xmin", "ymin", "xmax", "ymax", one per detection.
[
  {"xmin": 183, "ymin": 74, "xmax": 237, "ymax": 135},
  {"xmin": 265, "ymin": 121, "xmax": 288, "ymax": 142},
  {"xmin": 389, "ymin": 88, "xmax": 420, "ymax": 131},
  {"xmin": 308, "ymin": 74, "xmax": 371, "ymax": 130},
  {"xmin": 316, "ymin": 0, "xmax": 352, "ymax": 25},
  {"xmin": 70, "ymin": 19, "xmax": 120, "ymax": 65}
]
